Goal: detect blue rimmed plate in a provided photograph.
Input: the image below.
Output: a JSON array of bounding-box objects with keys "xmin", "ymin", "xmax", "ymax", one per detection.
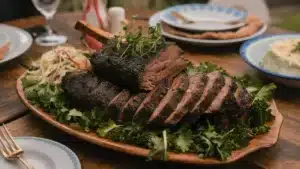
[
  {"xmin": 149, "ymin": 11, "xmax": 267, "ymax": 46},
  {"xmin": 160, "ymin": 3, "xmax": 247, "ymax": 31},
  {"xmin": 240, "ymin": 34, "xmax": 300, "ymax": 88},
  {"xmin": 0, "ymin": 137, "xmax": 81, "ymax": 169}
]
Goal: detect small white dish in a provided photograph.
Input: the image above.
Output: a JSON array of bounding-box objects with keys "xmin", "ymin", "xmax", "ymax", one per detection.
[
  {"xmin": 0, "ymin": 137, "xmax": 81, "ymax": 169},
  {"xmin": 149, "ymin": 11, "xmax": 267, "ymax": 46},
  {"xmin": 160, "ymin": 4, "xmax": 247, "ymax": 32},
  {"xmin": 240, "ymin": 34, "xmax": 300, "ymax": 88},
  {"xmin": 0, "ymin": 24, "xmax": 33, "ymax": 65}
]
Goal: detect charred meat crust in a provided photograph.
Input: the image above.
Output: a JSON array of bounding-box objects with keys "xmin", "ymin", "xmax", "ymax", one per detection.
[
  {"xmin": 91, "ymin": 53, "xmax": 146, "ymax": 91},
  {"xmin": 91, "ymin": 45, "xmax": 187, "ymax": 92},
  {"xmin": 106, "ymin": 90, "xmax": 131, "ymax": 121},
  {"xmin": 119, "ymin": 93, "xmax": 148, "ymax": 122},
  {"xmin": 165, "ymin": 73, "xmax": 208, "ymax": 125},
  {"xmin": 148, "ymin": 73, "xmax": 189, "ymax": 125},
  {"xmin": 235, "ymin": 87, "xmax": 252, "ymax": 110},
  {"xmin": 62, "ymin": 71, "xmax": 119, "ymax": 109}
]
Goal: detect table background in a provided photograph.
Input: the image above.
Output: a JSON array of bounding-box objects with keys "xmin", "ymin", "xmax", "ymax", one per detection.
[{"xmin": 1, "ymin": 9, "xmax": 300, "ymax": 169}]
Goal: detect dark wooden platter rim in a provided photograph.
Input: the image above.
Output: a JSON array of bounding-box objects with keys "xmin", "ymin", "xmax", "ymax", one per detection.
[{"xmin": 16, "ymin": 75, "xmax": 283, "ymax": 165}]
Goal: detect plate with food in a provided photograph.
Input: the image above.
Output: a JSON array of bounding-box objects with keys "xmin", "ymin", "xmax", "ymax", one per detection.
[
  {"xmin": 240, "ymin": 34, "xmax": 300, "ymax": 88},
  {"xmin": 160, "ymin": 4, "xmax": 247, "ymax": 32},
  {"xmin": 149, "ymin": 11, "xmax": 267, "ymax": 46},
  {"xmin": 17, "ymin": 24, "xmax": 282, "ymax": 165},
  {"xmin": 0, "ymin": 24, "xmax": 32, "ymax": 64}
]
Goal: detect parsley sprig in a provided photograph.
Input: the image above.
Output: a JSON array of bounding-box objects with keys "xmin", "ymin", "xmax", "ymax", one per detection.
[{"xmin": 102, "ymin": 26, "xmax": 167, "ymax": 59}]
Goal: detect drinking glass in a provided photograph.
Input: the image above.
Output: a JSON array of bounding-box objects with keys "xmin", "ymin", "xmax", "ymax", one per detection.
[{"xmin": 31, "ymin": 0, "xmax": 67, "ymax": 46}]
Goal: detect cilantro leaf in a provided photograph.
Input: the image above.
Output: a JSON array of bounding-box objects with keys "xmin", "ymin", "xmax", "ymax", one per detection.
[
  {"xmin": 96, "ymin": 120, "xmax": 122, "ymax": 137},
  {"xmin": 253, "ymin": 83, "xmax": 277, "ymax": 102},
  {"xmin": 174, "ymin": 129, "xmax": 194, "ymax": 152}
]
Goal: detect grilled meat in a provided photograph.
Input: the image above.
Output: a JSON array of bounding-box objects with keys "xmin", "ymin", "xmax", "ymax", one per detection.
[
  {"xmin": 62, "ymin": 71, "xmax": 120, "ymax": 110},
  {"xmin": 90, "ymin": 45, "xmax": 189, "ymax": 92},
  {"xmin": 107, "ymin": 90, "xmax": 131, "ymax": 121},
  {"xmin": 119, "ymin": 93, "xmax": 148, "ymax": 122},
  {"xmin": 62, "ymin": 70, "xmax": 253, "ymax": 126},
  {"xmin": 165, "ymin": 73, "xmax": 208, "ymax": 125},
  {"xmin": 148, "ymin": 73, "xmax": 189, "ymax": 125},
  {"xmin": 133, "ymin": 78, "xmax": 173, "ymax": 124}
]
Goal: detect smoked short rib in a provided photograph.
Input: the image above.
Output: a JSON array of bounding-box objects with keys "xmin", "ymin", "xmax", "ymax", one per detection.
[{"xmin": 90, "ymin": 45, "xmax": 189, "ymax": 91}]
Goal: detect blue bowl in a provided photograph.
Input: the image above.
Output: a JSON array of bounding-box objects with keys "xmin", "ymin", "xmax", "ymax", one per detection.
[{"xmin": 240, "ymin": 34, "xmax": 300, "ymax": 88}]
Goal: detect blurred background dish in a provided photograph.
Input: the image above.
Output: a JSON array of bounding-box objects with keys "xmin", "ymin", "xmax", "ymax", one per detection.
[
  {"xmin": 149, "ymin": 11, "xmax": 267, "ymax": 46},
  {"xmin": 240, "ymin": 34, "xmax": 300, "ymax": 88},
  {"xmin": 0, "ymin": 24, "xmax": 32, "ymax": 65},
  {"xmin": 160, "ymin": 3, "xmax": 247, "ymax": 31}
]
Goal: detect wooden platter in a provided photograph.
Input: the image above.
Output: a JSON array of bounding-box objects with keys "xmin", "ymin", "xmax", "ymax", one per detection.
[{"xmin": 16, "ymin": 75, "xmax": 283, "ymax": 165}]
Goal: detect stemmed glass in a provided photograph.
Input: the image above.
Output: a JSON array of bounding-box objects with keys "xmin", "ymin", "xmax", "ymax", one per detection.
[{"xmin": 31, "ymin": 0, "xmax": 67, "ymax": 46}]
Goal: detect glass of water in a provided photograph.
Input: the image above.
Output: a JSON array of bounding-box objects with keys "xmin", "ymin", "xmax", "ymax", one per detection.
[{"xmin": 31, "ymin": 0, "xmax": 67, "ymax": 46}]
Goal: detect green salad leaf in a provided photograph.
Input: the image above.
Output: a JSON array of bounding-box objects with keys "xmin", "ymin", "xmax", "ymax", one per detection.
[{"xmin": 253, "ymin": 83, "xmax": 277, "ymax": 102}]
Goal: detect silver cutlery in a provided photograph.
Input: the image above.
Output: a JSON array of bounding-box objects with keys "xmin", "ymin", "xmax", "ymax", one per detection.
[
  {"xmin": 0, "ymin": 124, "xmax": 34, "ymax": 169},
  {"xmin": 171, "ymin": 11, "xmax": 244, "ymax": 25}
]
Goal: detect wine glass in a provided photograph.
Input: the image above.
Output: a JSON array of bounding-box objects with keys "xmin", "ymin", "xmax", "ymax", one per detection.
[{"xmin": 31, "ymin": 0, "xmax": 67, "ymax": 46}]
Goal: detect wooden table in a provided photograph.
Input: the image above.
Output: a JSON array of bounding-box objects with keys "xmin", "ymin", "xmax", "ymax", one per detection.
[{"xmin": 1, "ymin": 10, "xmax": 300, "ymax": 169}]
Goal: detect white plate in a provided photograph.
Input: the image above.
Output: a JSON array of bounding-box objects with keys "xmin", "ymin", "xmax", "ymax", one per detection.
[
  {"xmin": 0, "ymin": 24, "xmax": 33, "ymax": 64},
  {"xmin": 160, "ymin": 4, "xmax": 247, "ymax": 32},
  {"xmin": 240, "ymin": 34, "xmax": 300, "ymax": 88},
  {"xmin": 0, "ymin": 32, "xmax": 9, "ymax": 47},
  {"xmin": 149, "ymin": 11, "xmax": 267, "ymax": 46},
  {"xmin": 0, "ymin": 137, "xmax": 81, "ymax": 169}
]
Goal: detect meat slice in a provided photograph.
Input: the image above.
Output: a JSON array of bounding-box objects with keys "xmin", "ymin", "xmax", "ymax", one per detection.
[
  {"xmin": 206, "ymin": 77, "xmax": 237, "ymax": 113},
  {"xmin": 119, "ymin": 93, "xmax": 148, "ymax": 122},
  {"xmin": 148, "ymin": 73, "xmax": 189, "ymax": 125},
  {"xmin": 106, "ymin": 90, "xmax": 131, "ymax": 121},
  {"xmin": 164, "ymin": 73, "xmax": 208, "ymax": 125},
  {"xmin": 234, "ymin": 87, "xmax": 252, "ymax": 110},
  {"xmin": 133, "ymin": 79, "xmax": 172, "ymax": 124},
  {"xmin": 91, "ymin": 45, "xmax": 189, "ymax": 91},
  {"xmin": 182, "ymin": 71, "xmax": 225, "ymax": 123}
]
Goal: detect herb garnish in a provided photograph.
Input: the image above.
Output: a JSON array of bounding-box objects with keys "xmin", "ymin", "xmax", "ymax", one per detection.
[
  {"xmin": 292, "ymin": 42, "xmax": 300, "ymax": 53},
  {"xmin": 102, "ymin": 26, "xmax": 167, "ymax": 59}
]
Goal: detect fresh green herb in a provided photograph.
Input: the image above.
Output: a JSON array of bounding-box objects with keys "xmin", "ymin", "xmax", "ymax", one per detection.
[
  {"xmin": 102, "ymin": 26, "xmax": 167, "ymax": 59},
  {"xmin": 292, "ymin": 42, "xmax": 300, "ymax": 53},
  {"xmin": 186, "ymin": 62, "xmax": 229, "ymax": 76},
  {"xmin": 253, "ymin": 83, "xmax": 277, "ymax": 102}
]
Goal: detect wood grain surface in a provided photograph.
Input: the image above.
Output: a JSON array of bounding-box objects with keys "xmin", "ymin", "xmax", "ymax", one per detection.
[{"xmin": 1, "ymin": 9, "xmax": 300, "ymax": 169}]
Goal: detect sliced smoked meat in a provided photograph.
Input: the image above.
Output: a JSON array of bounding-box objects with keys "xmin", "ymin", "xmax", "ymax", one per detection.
[
  {"xmin": 182, "ymin": 71, "xmax": 225, "ymax": 123},
  {"xmin": 133, "ymin": 78, "xmax": 172, "ymax": 124},
  {"xmin": 106, "ymin": 90, "xmax": 131, "ymax": 121},
  {"xmin": 119, "ymin": 93, "xmax": 148, "ymax": 122},
  {"xmin": 206, "ymin": 77, "xmax": 236, "ymax": 113},
  {"xmin": 91, "ymin": 45, "xmax": 189, "ymax": 91},
  {"xmin": 235, "ymin": 87, "xmax": 252, "ymax": 110},
  {"xmin": 164, "ymin": 73, "xmax": 208, "ymax": 125},
  {"xmin": 148, "ymin": 73, "xmax": 189, "ymax": 125}
]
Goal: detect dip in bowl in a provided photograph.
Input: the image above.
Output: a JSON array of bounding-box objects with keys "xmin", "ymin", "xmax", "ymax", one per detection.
[{"xmin": 240, "ymin": 34, "xmax": 300, "ymax": 88}]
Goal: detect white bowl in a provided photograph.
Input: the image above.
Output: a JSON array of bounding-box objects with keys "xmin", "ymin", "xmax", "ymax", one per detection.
[{"xmin": 240, "ymin": 34, "xmax": 300, "ymax": 88}]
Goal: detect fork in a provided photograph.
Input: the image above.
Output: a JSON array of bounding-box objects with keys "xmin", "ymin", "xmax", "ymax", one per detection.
[{"xmin": 0, "ymin": 124, "xmax": 34, "ymax": 169}]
